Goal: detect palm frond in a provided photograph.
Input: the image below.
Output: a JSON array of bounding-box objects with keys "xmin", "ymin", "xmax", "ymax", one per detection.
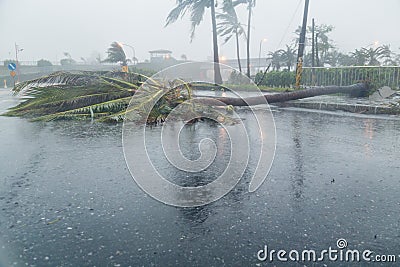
[
  {"xmin": 166, "ymin": 1, "xmax": 189, "ymax": 26},
  {"xmin": 103, "ymin": 42, "xmax": 127, "ymax": 65},
  {"xmin": 13, "ymin": 71, "xmax": 102, "ymax": 95},
  {"xmin": 189, "ymin": 0, "xmax": 208, "ymax": 40},
  {"xmin": 98, "ymin": 88, "xmax": 166, "ymax": 123},
  {"xmin": 33, "ymin": 96, "xmax": 133, "ymax": 122},
  {"xmin": 216, "ymin": 0, "xmax": 246, "ymax": 44}
]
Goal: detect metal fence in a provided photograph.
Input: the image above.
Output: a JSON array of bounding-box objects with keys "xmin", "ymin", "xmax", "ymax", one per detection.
[
  {"xmin": 0, "ymin": 64, "xmax": 120, "ymax": 87},
  {"xmin": 302, "ymin": 66, "xmax": 400, "ymax": 89},
  {"xmin": 0, "ymin": 60, "xmax": 122, "ymax": 66}
]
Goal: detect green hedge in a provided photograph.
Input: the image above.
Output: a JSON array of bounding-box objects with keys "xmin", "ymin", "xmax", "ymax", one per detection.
[
  {"xmin": 254, "ymin": 67, "xmax": 400, "ymax": 89},
  {"xmin": 255, "ymin": 71, "xmax": 296, "ymax": 88}
]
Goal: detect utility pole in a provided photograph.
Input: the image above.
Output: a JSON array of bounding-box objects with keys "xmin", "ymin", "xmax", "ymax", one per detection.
[
  {"xmin": 311, "ymin": 18, "xmax": 315, "ymax": 68},
  {"xmin": 315, "ymin": 33, "xmax": 320, "ymax": 67},
  {"xmin": 311, "ymin": 18, "xmax": 316, "ymax": 85},
  {"xmin": 295, "ymin": 0, "xmax": 310, "ymax": 89}
]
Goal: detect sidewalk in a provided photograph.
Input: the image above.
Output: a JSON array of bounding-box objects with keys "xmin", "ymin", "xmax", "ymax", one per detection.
[{"xmin": 274, "ymin": 93, "xmax": 400, "ymax": 115}]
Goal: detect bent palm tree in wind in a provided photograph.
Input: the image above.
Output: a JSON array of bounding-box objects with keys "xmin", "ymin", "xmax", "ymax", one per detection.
[
  {"xmin": 166, "ymin": 0, "xmax": 223, "ymax": 84},
  {"xmin": 228, "ymin": 0, "xmax": 256, "ymax": 78},
  {"xmin": 217, "ymin": 0, "xmax": 246, "ymax": 73},
  {"xmin": 230, "ymin": 0, "xmax": 256, "ymax": 78},
  {"xmin": 103, "ymin": 42, "xmax": 128, "ymax": 66},
  {"xmin": 245, "ymin": 0, "xmax": 256, "ymax": 78}
]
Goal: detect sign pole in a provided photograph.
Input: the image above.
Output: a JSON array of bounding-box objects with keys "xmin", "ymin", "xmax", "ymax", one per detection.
[{"xmin": 8, "ymin": 63, "xmax": 17, "ymax": 88}]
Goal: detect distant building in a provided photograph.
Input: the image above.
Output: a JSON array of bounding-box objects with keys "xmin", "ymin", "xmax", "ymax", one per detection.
[
  {"xmin": 135, "ymin": 51, "xmax": 271, "ymax": 81},
  {"xmin": 220, "ymin": 57, "xmax": 270, "ymax": 74},
  {"xmin": 149, "ymin": 49, "xmax": 173, "ymax": 63},
  {"xmin": 136, "ymin": 49, "xmax": 178, "ymax": 71}
]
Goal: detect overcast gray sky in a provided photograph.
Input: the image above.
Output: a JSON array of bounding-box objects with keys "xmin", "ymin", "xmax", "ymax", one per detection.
[{"xmin": 0, "ymin": 0, "xmax": 399, "ymax": 63}]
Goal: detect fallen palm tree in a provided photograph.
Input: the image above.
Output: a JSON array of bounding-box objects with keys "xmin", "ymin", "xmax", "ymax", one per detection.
[
  {"xmin": 3, "ymin": 71, "xmax": 374, "ymax": 123},
  {"xmin": 194, "ymin": 83, "xmax": 370, "ymax": 106},
  {"xmin": 4, "ymin": 71, "xmax": 227, "ymax": 124}
]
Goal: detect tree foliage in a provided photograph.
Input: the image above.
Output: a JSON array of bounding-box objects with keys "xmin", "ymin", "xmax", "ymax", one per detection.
[
  {"xmin": 267, "ymin": 46, "xmax": 297, "ymax": 72},
  {"xmin": 4, "ymin": 71, "xmax": 235, "ymax": 124},
  {"xmin": 60, "ymin": 58, "xmax": 76, "ymax": 66},
  {"xmin": 217, "ymin": 0, "xmax": 246, "ymax": 72},
  {"xmin": 294, "ymin": 24, "xmax": 335, "ymax": 66},
  {"xmin": 255, "ymin": 70, "xmax": 295, "ymax": 88},
  {"xmin": 37, "ymin": 59, "xmax": 53, "ymax": 67},
  {"xmin": 290, "ymin": 23, "xmax": 399, "ymax": 67},
  {"xmin": 166, "ymin": 0, "xmax": 223, "ymax": 83},
  {"xmin": 103, "ymin": 42, "xmax": 128, "ymax": 66},
  {"xmin": 60, "ymin": 52, "xmax": 76, "ymax": 66},
  {"xmin": 5, "ymin": 71, "xmax": 145, "ymax": 122}
]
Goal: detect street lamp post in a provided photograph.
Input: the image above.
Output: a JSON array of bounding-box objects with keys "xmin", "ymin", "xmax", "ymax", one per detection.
[
  {"xmin": 258, "ymin": 38, "xmax": 267, "ymax": 71},
  {"xmin": 15, "ymin": 43, "xmax": 24, "ymax": 82}
]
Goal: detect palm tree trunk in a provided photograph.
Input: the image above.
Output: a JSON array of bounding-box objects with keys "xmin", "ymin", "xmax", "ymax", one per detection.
[
  {"xmin": 210, "ymin": 0, "xmax": 223, "ymax": 84},
  {"xmin": 235, "ymin": 30, "xmax": 242, "ymax": 73},
  {"xmin": 194, "ymin": 83, "xmax": 369, "ymax": 106},
  {"xmin": 246, "ymin": 3, "xmax": 252, "ymax": 78}
]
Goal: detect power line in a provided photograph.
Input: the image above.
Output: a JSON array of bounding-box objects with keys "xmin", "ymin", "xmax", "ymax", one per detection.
[{"xmin": 276, "ymin": 0, "xmax": 303, "ymax": 51}]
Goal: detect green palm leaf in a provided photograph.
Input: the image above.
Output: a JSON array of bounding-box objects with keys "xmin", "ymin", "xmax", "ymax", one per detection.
[{"xmin": 33, "ymin": 96, "xmax": 133, "ymax": 122}]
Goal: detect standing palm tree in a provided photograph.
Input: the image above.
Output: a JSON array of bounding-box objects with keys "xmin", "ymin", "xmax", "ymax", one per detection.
[
  {"xmin": 267, "ymin": 50, "xmax": 282, "ymax": 71},
  {"xmin": 350, "ymin": 49, "xmax": 367, "ymax": 66},
  {"xmin": 313, "ymin": 24, "xmax": 335, "ymax": 65},
  {"xmin": 60, "ymin": 52, "xmax": 76, "ymax": 66},
  {"xmin": 166, "ymin": 0, "xmax": 223, "ymax": 84},
  {"xmin": 242, "ymin": 0, "xmax": 256, "ymax": 78},
  {"xmin": 361, "ymin": 45, "xmax": 392, "ymax": 66},
  {"xmin": 220, "ymin": 0, "xmax": 255, "ymax": 77},
  {"xmin": 277, "ymin": 45, "xmax": 297, "ymax": 71},
  {"xmin": 394, "ymin": 51, "xmax": 400, "ymax": 66},
  {"xmin": 324, "ymin": 50, "xmax": 350, "ymax": 67},
  {"xmin": 335, "ymin": 52, "xmax": 354, "ymax": 67},
  {"xmin": 294, "ymin": 24, "xmax": 335, "ymax": 66},
  {"xmin": 217, "ymin": 0, "xmax": 246, "ymax": 73},
  {"xmin": 103, "ymin": 42, "xmax": 128, "ymax": 66}
]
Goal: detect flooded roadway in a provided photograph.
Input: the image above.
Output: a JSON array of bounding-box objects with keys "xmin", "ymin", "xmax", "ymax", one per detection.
[{"xmin": 0, "ymin": 89, "xmax": 399, "ymax": 266}]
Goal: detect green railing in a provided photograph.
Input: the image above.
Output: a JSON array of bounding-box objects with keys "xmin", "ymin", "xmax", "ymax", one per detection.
[{"xmin": 302, "ymin": 66, "xmax": 400, "ymax": 89}]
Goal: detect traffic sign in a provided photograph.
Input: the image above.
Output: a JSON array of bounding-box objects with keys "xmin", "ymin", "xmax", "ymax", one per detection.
[
  {"xmin": 8, "ymin": 63, "xmax": 17, "ymax": 71},
  {"xmin": 10, "ymin": 71, "xmax": 16, "ymax": 77}
]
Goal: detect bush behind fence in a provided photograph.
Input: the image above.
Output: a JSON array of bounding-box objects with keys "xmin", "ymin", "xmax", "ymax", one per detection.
[
  {"xmin": 254, "ymin": 66, "xmax": 400, "ymax": 89},
  {"xmin": 302, "ymin": 66, "xmax": 400, "ymax": 89}
]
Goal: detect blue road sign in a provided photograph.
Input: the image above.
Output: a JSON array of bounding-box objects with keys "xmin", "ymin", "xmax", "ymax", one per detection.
[{"xmin": 7, "ymin": 63, "xmax": 17, "ymax": 71}]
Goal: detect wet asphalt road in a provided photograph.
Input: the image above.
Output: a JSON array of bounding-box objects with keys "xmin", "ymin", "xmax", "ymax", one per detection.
[{"xmin": 0, "ymin": 89, "xmax": 399, "ymax": 266}]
